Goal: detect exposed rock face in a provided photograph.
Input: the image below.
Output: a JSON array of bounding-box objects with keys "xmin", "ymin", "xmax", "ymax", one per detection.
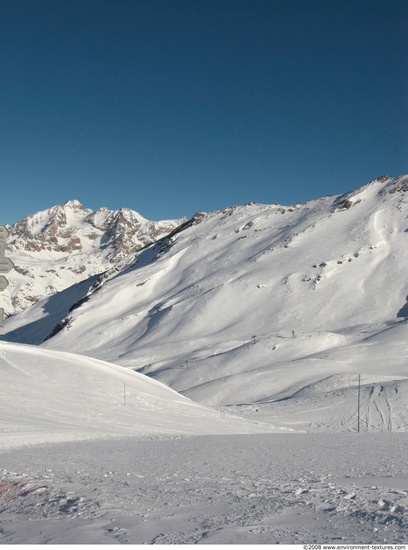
[{"xmin": 3, "ymin": 201, "xmax": 185, "ymax": 315}]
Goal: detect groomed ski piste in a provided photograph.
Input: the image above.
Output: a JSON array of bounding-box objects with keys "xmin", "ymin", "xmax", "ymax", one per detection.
[{"xmin": 1, "ymin": 175, "xmax": 408, "ymax": 544}]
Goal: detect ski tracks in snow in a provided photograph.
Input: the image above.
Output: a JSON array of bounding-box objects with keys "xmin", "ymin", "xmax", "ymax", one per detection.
[
  {"xmin": 363, "ymin": 385, "xmax": 394, "ymax": 432},
  {"xmin": 319, "ymin": 384, "xmax": 395, "ymax": 433},
  {"xmin": 334, "ymin": 383, "xmax": 396, "ymax": 434}
]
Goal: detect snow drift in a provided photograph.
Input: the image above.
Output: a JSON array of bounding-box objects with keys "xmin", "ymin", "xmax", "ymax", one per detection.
[{"xmin": 0, "ymin": 341, "xmax": 280, "ymax": 450}]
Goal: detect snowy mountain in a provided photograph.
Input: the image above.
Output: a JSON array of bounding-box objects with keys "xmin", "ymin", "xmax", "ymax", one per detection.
[
  {"xmin": 2, "ymin": 174, "xmax": 408, "ymax": 432},
  {"xmin": 1, "ymin": 176, "xmax": 408, "ymax": 545},
  {"xmin": 2, "ymin": 200, "xmax": 185, "ymax": 315}
]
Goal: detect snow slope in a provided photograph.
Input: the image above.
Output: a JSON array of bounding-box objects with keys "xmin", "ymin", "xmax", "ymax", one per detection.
[
  {"xmin": 0, "ymin": 341, "xmax": 278, "ymax": 451},
  {"xmin": 2, "ymin": 175, "xmax": 408, "ymax": 431},
  {"xmin": 0, "ymin": 342, "xmax": 407, "ymax": 544}
]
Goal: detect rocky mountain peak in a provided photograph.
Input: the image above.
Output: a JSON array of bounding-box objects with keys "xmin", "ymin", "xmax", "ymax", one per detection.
[
  {"xmin": 3, "ymin": 202, "xmax": 185, "ymax": 315},
  {"xmin": 62, "ymin": 199, "xmax": 85, "ymax": 209}
]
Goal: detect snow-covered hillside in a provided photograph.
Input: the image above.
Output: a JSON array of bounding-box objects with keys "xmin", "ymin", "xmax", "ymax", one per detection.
[
  {"xmin": 0, "ymin": 340, "xmax": 278, "ymax": 451},
  {"xmin": 1, "ymin": 177, "xmax": 408, "ymax": 544},
  {"xmin": 2, "ymin": 175, "xmax": 408, "ymax": 431},
  {"xmin": 2, "ymin": 200, "xmax": 184, "ymax": 315}
]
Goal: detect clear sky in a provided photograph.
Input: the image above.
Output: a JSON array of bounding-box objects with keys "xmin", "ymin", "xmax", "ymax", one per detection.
[{"xmin": 1, "ymin": 0, "xmax": 407, "ymax": 225}]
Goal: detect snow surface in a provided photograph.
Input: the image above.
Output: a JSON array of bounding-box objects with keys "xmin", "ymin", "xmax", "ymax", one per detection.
[
  {"xmin": 1, "ymin": 431, "xmax": 407, "ymax": 544},
  {"xmin": 1, "ymin": 175, "xmax": 408, "ymax": 543},
  {"xmin": 0, "ymin": 341, "xmax": 277, "ymax": 450},
  {"xmin": 4, "ymin": 342, "xmax": 406, "ymax": 544}
]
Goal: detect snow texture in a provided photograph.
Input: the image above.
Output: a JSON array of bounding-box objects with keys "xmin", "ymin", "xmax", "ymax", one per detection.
[{"xmin": 1, "ymin": 433, "xmax": 407, "ymax": 544}]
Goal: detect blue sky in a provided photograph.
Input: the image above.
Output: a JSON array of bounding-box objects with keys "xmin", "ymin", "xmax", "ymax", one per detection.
[{"xmin": 1, "ymin": 0, "xmax": 407, "ymax": 225}]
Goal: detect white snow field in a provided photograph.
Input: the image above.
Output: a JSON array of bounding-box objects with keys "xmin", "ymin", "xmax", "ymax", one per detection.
[
  {"xmin": 0, "ymin": 341, "xmax": 407, "ymax": 544},
  {"xmin": 1, "ymin": 175, "xmax": 408, "ymax": 543},
  {"xmin": 1, "ymin": 432, "xmax": 407, "ymax": 544}
]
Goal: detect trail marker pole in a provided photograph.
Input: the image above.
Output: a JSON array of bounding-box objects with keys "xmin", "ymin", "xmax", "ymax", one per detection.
[{"xmin": 357, "ymin": 374, "xmax": 361, "ymax": 432}]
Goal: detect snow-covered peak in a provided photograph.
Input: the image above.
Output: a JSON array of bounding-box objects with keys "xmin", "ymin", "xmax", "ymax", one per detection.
[
  {"xmin": 331, "ymin": 174, "xmax": 392, "ymax": 210},
  {"xmin": 11, "ymin": 200, "xmax": 92, "ymax": 238},
  {"xmin": 62, "ymin": 199, "xmax": 85, "ymax": 209},
  {"xmin": 85, "ymin": 206, "xmax": 148, "ymax": 229},
  {"xmin": 378, "ymin": 174, "xmax": 408, "ymax": 196},
  {"xmin": 3, "ymin": 202, "xmax": 185, "ymax": 314}
]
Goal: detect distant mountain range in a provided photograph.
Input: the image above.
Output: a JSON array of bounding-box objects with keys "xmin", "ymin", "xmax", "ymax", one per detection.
[
  {"xmin": 2, "ymin": 174, "xmax": 408, "ymax": 431},
  {"xmin": 3, "ymin": 200, "xmax": 185, "ymax": 314}
]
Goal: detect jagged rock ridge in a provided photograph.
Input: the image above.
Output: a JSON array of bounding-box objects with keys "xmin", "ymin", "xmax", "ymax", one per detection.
[{"xmin": 3, "ymin": 200, "xmax": 185, "ymax": 314}]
